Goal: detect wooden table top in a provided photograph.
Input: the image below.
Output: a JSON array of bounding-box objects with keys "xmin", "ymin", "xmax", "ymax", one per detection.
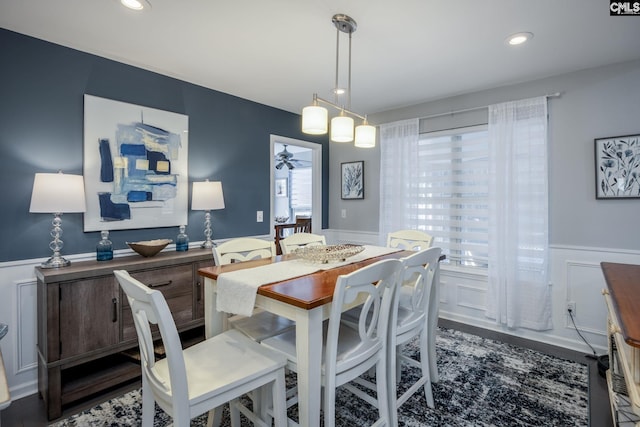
[
  {"xmin": 198, "ymin": 250, "xmax": 415, "ymax": 310},
  {"xmin": 601, "ymin": 262, "xmax": 640, "ymax": 348}
]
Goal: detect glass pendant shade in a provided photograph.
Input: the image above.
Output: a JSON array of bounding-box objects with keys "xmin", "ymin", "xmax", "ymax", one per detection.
[
  {"xmin": 331, "ymin": 115, "xmax": 354, "ymax": 142},
  {"xmin": 302, "ymin": 106, "xmax": 328, "ymax": 135},
  {"xmin": 354, "ymin": 123, "xmax": 376, "ymax": 148},
  {"xmin": 301, "ymin": 15, "xmax": 375, "ymax": 147}
]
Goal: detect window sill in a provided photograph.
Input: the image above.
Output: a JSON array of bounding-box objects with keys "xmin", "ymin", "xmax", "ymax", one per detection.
[{"xmin": 441, "ymin": 264, "xmax": 488, "ymax": 279}]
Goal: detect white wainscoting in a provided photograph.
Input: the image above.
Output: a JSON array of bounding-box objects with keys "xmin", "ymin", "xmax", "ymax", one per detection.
[
  {"xmin": 0, "ymin": 250, "xmax": 134, "ymax": 401},
  {"xmin": 0, "ymin": 259, "xmax": 45, "ymax": 400},
  {"xmin": 15, "ymin": 279, "xmax": 37, "ymax": 375},
  {"xmin": 325, "ymin": 229, "xmax": 640, "ymax": 354},
  {"xmin": 2, "ymin": 234, "xmax": 639, "ymax": 400}
]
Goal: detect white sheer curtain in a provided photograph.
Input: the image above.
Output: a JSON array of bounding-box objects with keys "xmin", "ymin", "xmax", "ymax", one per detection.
[
  {"xmin": 378, "ymin": 119, "xmax": 420, "ymax": 245},
  {"xmin": 486, "ymin": 96, "xmax": 552, "ymax": 330}
]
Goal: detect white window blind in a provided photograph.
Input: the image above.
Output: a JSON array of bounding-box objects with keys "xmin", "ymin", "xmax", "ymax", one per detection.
[
  {"xmin": 290, "ymin": 167, "xmax": 312, "ymax": 210},
  {"xmin": 417, "ymin": 125, "xmax": 489, "ymax": 267}
]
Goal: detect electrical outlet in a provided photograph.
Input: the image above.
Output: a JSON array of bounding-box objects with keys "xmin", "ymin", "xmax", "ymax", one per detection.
[
  {"xmin": 567, "ymin": 301, "xmax": 576, "ymax": 314},
  {"xmin": 256, "ymin": 211, "xmax": 263, "ymax": 222},
  {"xmin": 341, "ymin": 209, "xmax": 347, "ymax": 218}
]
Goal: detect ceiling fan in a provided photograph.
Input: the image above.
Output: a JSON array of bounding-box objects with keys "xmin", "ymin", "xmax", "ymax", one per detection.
[{"xmin": 274, "ymin": 145, "xmax": 310, "ymax": 170}]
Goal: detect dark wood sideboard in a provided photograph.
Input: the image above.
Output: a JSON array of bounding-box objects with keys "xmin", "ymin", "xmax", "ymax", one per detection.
[
  {"xmin": 36, "ymin": 249, "xmax": 214, "ymax": 420},
  {"xmin": 601, "ymin": 262, "xmax": 640, "ymax": 426}
]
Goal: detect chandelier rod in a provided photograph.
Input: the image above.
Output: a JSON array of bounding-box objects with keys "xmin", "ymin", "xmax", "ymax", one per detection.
[
  {"xmin": 334, "ymin": 26, "xmax": 340, "ymax": 105},
  {"xmin": 348, "ymin": 31, "xmax": 352, "ymax": 110},
  {"xmin": 312, "ymin": 93, "xmax": 367, "ymax": 122}
]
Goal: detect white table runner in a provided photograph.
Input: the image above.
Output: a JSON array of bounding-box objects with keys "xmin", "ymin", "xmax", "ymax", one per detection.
[{"xmin": 216, "ymin": 245, "xmax": 402, "ymax": 316}]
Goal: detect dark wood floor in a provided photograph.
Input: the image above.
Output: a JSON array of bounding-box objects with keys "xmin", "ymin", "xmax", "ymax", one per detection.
[{"xmin": 1, "ymin": 320, "xmax": 612, "ymax": 426}]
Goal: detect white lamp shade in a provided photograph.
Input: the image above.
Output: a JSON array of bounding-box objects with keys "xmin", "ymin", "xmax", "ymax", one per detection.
[
  {"xmin": 192, "ymin": 181, "xmax": 225, "ymax": 210},
  {"xmin": 354, "ymin": 123, "xmax": 376, "ymax": 148},
  {"xmin": 29, "ymin": 172, "xmax": 86, "ymax": 213},
  {"xmin": 331, "ymin": 115, "xmax": 354, "ymax": 142},
  {"xmin": 302, "ymin": 105, "xmax": 328, "ymax": 135}
]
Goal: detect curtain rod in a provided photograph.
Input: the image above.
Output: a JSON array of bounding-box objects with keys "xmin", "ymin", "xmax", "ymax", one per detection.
[{"xmin": 419, "ymin": 92, "xmax": 562, "ymax": 121}]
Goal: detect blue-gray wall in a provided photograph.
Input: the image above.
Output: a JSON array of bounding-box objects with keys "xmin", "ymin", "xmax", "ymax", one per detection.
[{"xmin": 0, "ymin": 28, "xmax": 329, "ymax": 262}]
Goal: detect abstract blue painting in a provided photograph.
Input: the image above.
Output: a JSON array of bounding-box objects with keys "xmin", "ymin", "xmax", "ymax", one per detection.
[{"xmin": 83, "ymin": 95, "xmax": 189, "ymax": 231}]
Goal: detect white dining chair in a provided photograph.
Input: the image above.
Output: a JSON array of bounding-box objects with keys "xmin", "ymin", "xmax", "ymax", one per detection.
[
  {"xmin": 386, "ymin": 229, "xmax": 434, "ymax": 251},
  {"xmin": 279, "ymin": 232, "xmax": 326, "ymax": 255},
  {"xmin": 392, "ymin": 247, "xmax": 442, "ymax": 408},
  {"xmin": 342, "ymin": 247, "xmax": 442, "ymax": 427},
  {"xmin": 113, "ymin": 270, "xmax": 288, "ymax": 427},
  {"xmin": 261, "ymin": 258, "xmax": 403, "ymax": 427},
  {"xmin": 0, "ymin": 340, "xmax": 10, "ymax": 427},
  {"xmin": 213, "ymin": 237, "xmax": 277, "ymax": 265},
  {"xmin": 213, "ymin": 237, "xmax": 295, "ymax": 342}
]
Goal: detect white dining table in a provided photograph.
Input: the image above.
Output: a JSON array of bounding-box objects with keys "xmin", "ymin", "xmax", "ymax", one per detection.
[{"xmin": 198, "ymin": 246, "xmax": 412, "ymax": 427}]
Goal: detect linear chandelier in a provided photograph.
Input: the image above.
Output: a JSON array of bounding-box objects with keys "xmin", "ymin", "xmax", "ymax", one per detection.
[{"xmin": 301, "ymin": 14, "xmax": 376, "ymax": 148}]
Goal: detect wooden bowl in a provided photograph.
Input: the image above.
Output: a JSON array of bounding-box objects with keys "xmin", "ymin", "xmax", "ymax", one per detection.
[{"xmin": 127, "ymin": 239, "xmax": 172, "ymax": 257}]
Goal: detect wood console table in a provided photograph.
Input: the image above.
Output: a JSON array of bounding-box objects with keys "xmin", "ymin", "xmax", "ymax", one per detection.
[
  {"xmin": 601, "ymin": 262, "xmax": 640, "ymax": 425},
  {"xmin": 36, "ymin": 249, "xmax": 213, "ymax": 420}
]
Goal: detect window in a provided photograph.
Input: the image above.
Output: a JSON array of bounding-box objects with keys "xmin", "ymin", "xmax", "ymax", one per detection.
[
  {"xmin": 417, "ymin": 125, "xmax": 489, "ymax": 268},
  {"xmin": 290, "ymin": 167, "xmax": 312, "ymax": 217},
  {"xmin": 381, "ymin": 98, "xmax": 550, "ymax": 328}
]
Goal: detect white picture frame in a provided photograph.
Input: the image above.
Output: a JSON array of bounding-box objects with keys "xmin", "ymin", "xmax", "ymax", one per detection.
[
  {"xmin": 83, "ymin": 95, "xmax": 189, "ymax": 231},
  {"xmin": 275, "ymin": 178, "xmax": 288, "ymax": 197}
]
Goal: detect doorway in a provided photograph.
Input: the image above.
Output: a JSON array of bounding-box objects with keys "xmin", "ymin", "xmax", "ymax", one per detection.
[{"xmin": 270, "ymin": 135, "xmax": 322, "ymax": 235}]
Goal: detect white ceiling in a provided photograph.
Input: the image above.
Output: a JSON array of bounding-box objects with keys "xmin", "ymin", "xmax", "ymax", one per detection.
[{"xmin": 2, "ymin": 1, "xmax": 640, "ymax": 116}]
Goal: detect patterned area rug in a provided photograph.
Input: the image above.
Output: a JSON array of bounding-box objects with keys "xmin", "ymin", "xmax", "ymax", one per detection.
[{"xmin": 50, "ymin": 327, "xmax": 588, "ymax": 426}]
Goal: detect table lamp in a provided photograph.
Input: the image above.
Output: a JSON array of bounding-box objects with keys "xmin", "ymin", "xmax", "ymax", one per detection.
[
  {"xmin": 29, "ymin": 171, "xmax": 86, "ymax": 268},
  {"xmin": 191, "ymin": 180, "xmax": 225, "ymax": 248}
]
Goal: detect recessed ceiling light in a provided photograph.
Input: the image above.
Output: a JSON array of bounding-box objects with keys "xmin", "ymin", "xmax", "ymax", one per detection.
[
  {"xmin": 120, "ymin": 0, "xmax": 151, "ymax": 11},
  {"xmin": 506, "ymin": 32, "xmax": 533, "ymax": 46}
]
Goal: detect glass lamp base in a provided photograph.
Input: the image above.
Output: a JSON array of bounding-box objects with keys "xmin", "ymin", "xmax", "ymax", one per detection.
[
  {"xmin": 41, "ymin": 255, "xmax": 71, "ymax": 269},
  {"xmin": 201, "ymin": 239, "xmax": 216, "ymax": 249},
  {"xmin": 201, "ymin": 215, "xmax": 216, "ymax": 248}
]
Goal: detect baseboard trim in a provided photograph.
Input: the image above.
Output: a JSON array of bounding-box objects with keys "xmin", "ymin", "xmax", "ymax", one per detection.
[{"xmin": 439, "ymin": 312, "xmax": 607, "ymax": 356}]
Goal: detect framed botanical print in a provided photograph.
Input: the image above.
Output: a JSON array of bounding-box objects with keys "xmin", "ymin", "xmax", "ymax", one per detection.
[
  {"xmin": 341, "ymin": 161, "xmax": 364, "ymax": 200},
  {"xmin": 595, "ymin": 134, "xmax": 640, "ymax": 199},
  {"xmin": 275, "ymin": 178, "xmax": 288, "ymax": 197}
]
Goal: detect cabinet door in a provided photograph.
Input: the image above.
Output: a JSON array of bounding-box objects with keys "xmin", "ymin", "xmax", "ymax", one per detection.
[{"xmin": 59, "ymin": 277, "xmax": 120, "ymax": 359}]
